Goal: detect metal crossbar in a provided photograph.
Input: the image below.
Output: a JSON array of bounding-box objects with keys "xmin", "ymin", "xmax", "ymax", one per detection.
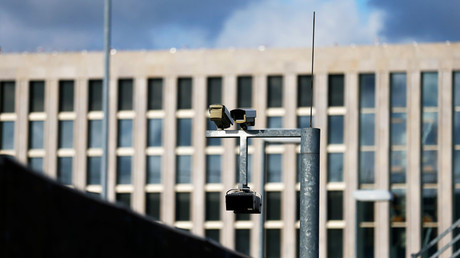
[{"xmin": 411, "ymin": 218, "xmax": 460, "ymax": 257}]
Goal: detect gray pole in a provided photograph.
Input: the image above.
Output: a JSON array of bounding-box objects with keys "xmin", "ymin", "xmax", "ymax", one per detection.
[
  {"xmin": 101, "ymin": 0, "xmax": 111, "ymax": 200},
  {"xmin": 259, "ymin": 141, "xmax": 267, "ymax": 258},
  {"xmin": 238, "ymin": 134, "xmax": 249, "ymax": 190},
  {"xmin": 299, "ymin": 128, "xmax": 320, "ymax": 258}
]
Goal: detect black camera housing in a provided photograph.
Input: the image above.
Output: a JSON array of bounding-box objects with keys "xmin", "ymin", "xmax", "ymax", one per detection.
[{"xmin": 225, "ymin": 191, "xmax": 261, "ymax": 214}]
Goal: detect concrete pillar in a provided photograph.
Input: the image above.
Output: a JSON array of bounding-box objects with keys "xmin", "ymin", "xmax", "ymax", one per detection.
[
  {"xmin": 45, "ymin": 79, "xmax": 58, "ymax": 179},
  {"xmin": 133, "ymin": 76, "xmax": 147, "ymax": 214},
  {"xmin": 74, "ymin": 78, "xmax": 89, "ymax": 190},
  {"xmin": 375, "ymin": 71, "xmax": 390, "ymax": 258},
  {"xmin": 344, "ymin": 72, "xmax": 359, "ymax": 258},
  {"xmin": 407, "ymin": 71, "xmax": 422, "ymax": 257}
]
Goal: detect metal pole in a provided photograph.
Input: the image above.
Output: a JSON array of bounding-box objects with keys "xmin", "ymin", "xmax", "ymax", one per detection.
[
  {"xmin": 259, "ymin": 141, "xmax": 267, "ymax": 258},
  {"xmin": 299, "ymin": 128, "xmax": 320, "ymax": 258},
  {"xmin": 239, "ymin": 134, "xmax": 249, "ymax": 190},
  {"xmin": 101, "ymin": 0, "xmax": 111, "ymax": 200}
]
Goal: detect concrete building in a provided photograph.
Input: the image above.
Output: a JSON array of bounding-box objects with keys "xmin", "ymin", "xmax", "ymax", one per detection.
[{"xmin": 0, "ymin": 42, "xmax": 460, "ymax": 257}]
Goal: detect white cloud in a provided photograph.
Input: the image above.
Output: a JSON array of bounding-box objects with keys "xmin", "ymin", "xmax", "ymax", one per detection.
[{"xmin": 214, "ymin": 0, "xmax": 383, "ymax": 49}]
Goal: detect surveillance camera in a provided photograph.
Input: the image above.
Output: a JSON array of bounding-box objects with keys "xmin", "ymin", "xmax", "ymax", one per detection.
[
  {"xmin": 225, "ymin": 189, "xmax": 261, "ymax": 214},
  {"xmin": 209, "ymin": 104, "xmax": 234, "ymax": 130},
  {"xmin": 230, "ymin": 109, "xmax": 256, "ymax": 130}
]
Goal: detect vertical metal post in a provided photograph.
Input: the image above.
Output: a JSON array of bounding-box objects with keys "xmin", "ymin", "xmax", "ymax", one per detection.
[
  {"xmin": 101, "ymin": 0, "xmax": 111, "ymax": 200},
  {"xmin": 299, "ymin": 128, "xmax": 320, "ymax": 258},
  {"xmin": 259, "ymin": 141, "xmax": 267, "ymax": 258},
  {"xmin": 239, "ymin": 134, "xmax": 249, "ymax": 189}
]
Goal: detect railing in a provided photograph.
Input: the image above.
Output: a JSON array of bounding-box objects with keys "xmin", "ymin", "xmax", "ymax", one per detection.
[{"xmin": 411, "ymin": 218, "xmax": 460, "ymax": 258}]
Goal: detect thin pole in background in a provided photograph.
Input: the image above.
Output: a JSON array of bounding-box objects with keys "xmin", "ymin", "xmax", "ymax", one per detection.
[
  {"xmin": 101, "ymin": 0, "xmax": 111, "ymax": 200},
  {"xmin": 309, "ymin": 12, "xmax": 316, "ymax": 128}
]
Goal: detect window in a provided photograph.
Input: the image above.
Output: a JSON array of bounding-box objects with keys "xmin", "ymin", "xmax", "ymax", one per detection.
[
  {"xmin": 176, "ymin": 155, "xmax": 192, "ymax": 184},
  {"xmin": 0, "ymin": 81, "xmax": 15, "ymax": 113},
  {"xmin": 206, "ymin": 155, "xmax": 221, "ymax": 183},
  {"xmin": 237, "ymin": 76, "xmax": 252, "ymax": 108},
  {"xmin": 177, "ymin": 78, "xmax": 192, "ymax": 109},
  {"xmin": 267, "ymin": 154, "xmax": 282, "ymax": 183},
  {"xmin": 148, "ymin": 78, "xmax": 163, "ymax": 110},
  {"xmin": 58, "ymin": 120, "xmax": 73, "ymax": 149},
  {"xmin": 57, "ymin": 157, "xmax": 73, "ymax": 185},
  {"xmin": 267, "ymin": 116, "xmax": 283, "ymax": 129},
  {"xmin": 205, "ymin": 192, "xmax": 220, "ymax": 221},
  {"xmin": 118, "ymin": 79, "xmax": 133, "ymax": 111},
  {"xmin": 175, "ymin": 192, "xmax": 190, "ymax": 221},
  {"xmin": 117, "ymin": 156, "xmax": 132, "ymax": 184},
  {"xmin": 88, "ymin": 80, "xmax": 102, "ymax": 111},
  {"xmin": 266, "ymin": 229, "xmax": 281, "ymax": 258},
  {"xmin": 267, "ymin": 76, "xmax": 283, "ymax": 108},
  {"xmin": 146, "ymin": 192, "xmax": 161, "ymax": 220},
  {"xmin": 297, "ymin": 75, "xmax": 313, "ymax": 107},
  {"xmin": 390, "ymin": 73, "xmax": 407, "ymax": 184},
  {"xmin": 328, "ymin": 153, "xmax": 343, "ymax": 182},
  {"xmin": 206, "ymin": 119, "xmax": 221, "ymax": 146},
  {"xmin": 87, "ymin": 157, "xmax": 101, "ymax": 185},
  {"xmin": 29, "ymin": 81, "xmax": 45, "ymax": 112},
  {"xmin": 28, "ymin": 157, "xmax": 43, "ymax": 173},
  {"xmin": 359, "ymin": 74, "xmax": 376, "ymax": 185},
  {"xmin": 328, "ymin": 116, "xmax": 344, "ymax": 144},
  {"xmin": 88, "ymin": 120, "xmax": 102, "ymax": 148},
  {"xmin": 59, "ymin": 80, "xmax": 74, "ymax": 112},
  {"xmin": 116, "ymin": 193, "xmax": 131, "ymax": 209},
  {"xmin": 267, "ymin": 191, "xmax": 281, "ymax": 220},
  {"xmin": 359, "ymin": 151, "xmax": 375, "ymax": 184},
  {"xmin": 328, "ymin": 229, "xmax": 343, "ymax": 258},
  {"xmin": 147, "ymin": 119, "xmax": 162, "ymax": 147},
  {"xmin": 235, "ymin": 229, "xmax": 250, "ymax": 255},
  {"xmin": 205, "ymin": 229, "xmax": 220, "ymax": 243},
  {"xmin": 29, "ymin": 121, "xmax": 44, "ymax": 149},
  {"xmin": 146, "ymin": 155, "xmax": 162, "ymax": 184},
  {"xmin": 0, "ymin": 121, "xmax": 14, "ymax": 150},
  {"xmin": 207, "ymin": 77, "xmax": 222, "ymax": 106},
  {"xmin": 117, "ymin": 119, "xmax": 133, "ymax": 147},
  {"xmin": 327, "ymin": 191, "xmax": 343, "ymax": 220},
  {"xmin": 177, "ymin": 118, "xmax": 191, "ymax": 146},
  {"xmin": 328, "ymin": 75, "xmax": 344, "ymax": 107}
]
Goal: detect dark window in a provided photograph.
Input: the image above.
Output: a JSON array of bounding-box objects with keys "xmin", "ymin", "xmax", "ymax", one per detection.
[
  {"xmin": 206, "ymin": 155, "xmax": 221, "ymax": 183},
  {"xmin": 0, "ymin": 81, "xmax": 15, "ymax": 113},
  {"xmin": 266, "ymin": 191, "xmax": 281, "ymax": 220},
  {"xmin": 205, "ymin": 229, "xmax": 220, "ymax": 243},
  {"xmin": 57, "ymin": 157, "xmax": 73, "ymax": 185},
  {"xmin": 359, "ymin": 113, "xmax": 375, "ymax": 146},
  {"xmin": 177, "ymin": 78, "xmax": 192, "ymax": 109},
  {"xmin": 328, "ymin": 116, "xmax": 344, "ymax": 144},
  {"xmin": 327, "ymin": 229, "xmax": 343, "ymax": 258},
  {"xmin": 88, "ymin": 120, "xmax": 102, "ymax": 148},
  {"xmin": 148, "ymin": 78, "xmax": 163, "ymax": 110},
  {"xmin": 117, "ymin": 119, "xmax": 133, "ymax": 147},
  {"xmin": 206, "ymin": 119, "xmax": 221, "ymax": 146},
  {"xmin": 176, "ymin": 155, "xmax": 191, "ymax": 184},
  {"xmin": 328, "ymin": 153, "xmax": 344, "ymax": 182},
  {"xmin": 177, "ymin": 118, "xmax": 192, "ymax": 146},
  {"xmin": 422, "ymin": 72, "xmax": 438, "ymax": 107},
  {"xmin": 327, "ymin": 191, "xmax": 343, "ymax": 220},
  {"xmin": 147, "ymin": 119, "xmax": 162, "ymax": 147},
  {"xmin": 328, "ymin": 75, "xmax": 344, "ymax": 107},
  {"xmin": 267, "ymin": 154, "xmax": 282, "ymax": 183},
  {"xmin": 58, "ymin": 120, "xmax": 73, "ymax": 149},
  {"xmin": 359, "ymin": 151, "xmax": 375, "ymax": 184},
  {"xmin": 267, "ymin": 76, "xmax": 283, "ymax": 108},
  {"xmin": 266, "ymin": 229, "xmax": 281, "ymax": 258},
  {"xmin": 359, "ymin": 74, "xmax": 375, "ymax": 108},
  {"xmin": 118, "ymin": 79, "xmax": 133, "ymax": 110},
  {"xmin": 146, "ymin": 155, "xmax": 162, "ymax": 184},
  {"xmin": 146, "ymin": 192, "xmax": 161, "ymax": 220},
  {"xmin": 59, "ymin": 80, "xmax": 74, "ymax": 112},
  {"xmin": 391, "ymin": 73, "xmax": 407, "ymax": 108},
  {"xmin": 237, "ymin": 76, "xmax": 252, "ymax": 108},
  {"xmin": 29, "ymin": 121, "xmax": 44, "ymax": 149},
  {"xmin": 116, "ymin": 156, "xmax": 132, "ymax": 184},
  {"xmin": 175, "ymin": 192, "xmax": 190, "ymax": 221},
  {"xmin": 88, "ymin": 80, "xmax": 102, "ymax": 111},
  {"xmin": 0, "ymin": 121, "xmax": 14, "ymax": 150},
  {"xmin": 205, "ymin": 192, "xmax": 220, "ymax": 221},
  {"xmin": 297, "ymin": 75, "xmax": 312, "ymax": 107},
  {"xmin": 28, "ymin": 157, "xmax": 43, "ymax": 173},
  {"xmin": 207, "ymin": 77, "xmax": 222, "ymax": 106},
  {"xmin": 29, "ymin": 81, "xmax": 45, "ymax": 112},
  {"xmin": 87, "ymin": 156, "xmax": 101, "ymax": 185},
  {"xmin": 235, "ymin": 229, "xmax": 250, "ymax": 255},
  {"xmin": 391, "ymin": 113, "xmax": 407, "ymax": 146},
  {"xmin": 116, "ymin": 193, "xmax": 131, "ymax": 209},
  {"xmin": 422, "ymin": 150, "xmax": 437, "ymax": 184}
]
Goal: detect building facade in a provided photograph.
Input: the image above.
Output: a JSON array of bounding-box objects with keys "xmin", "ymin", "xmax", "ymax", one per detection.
[{"xmin": 0, "ymin": 43, "xmax": 460, "ymax": 257}]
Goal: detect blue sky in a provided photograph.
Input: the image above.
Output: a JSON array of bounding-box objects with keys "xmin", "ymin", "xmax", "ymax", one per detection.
[{"xmin": 0, "ymin": 0, "xmax": 459, "ymax": 53}]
